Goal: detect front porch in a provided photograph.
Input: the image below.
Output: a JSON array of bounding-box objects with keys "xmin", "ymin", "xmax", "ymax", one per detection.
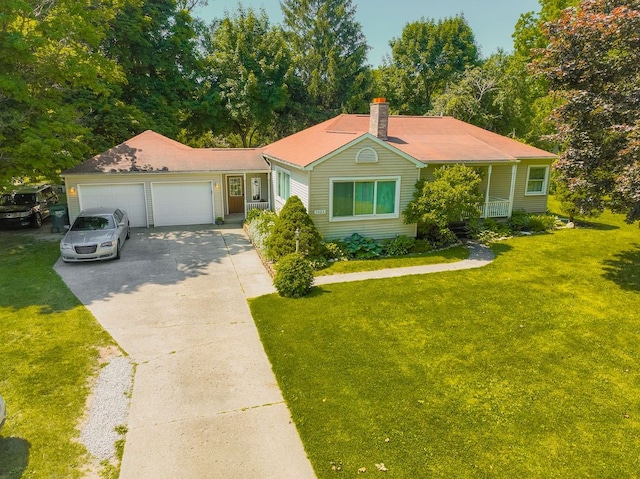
[
  {"xmin": 481, "ymin": 197, "xmax": 511, "ymax": 218},
  {"xmin": 479, "ymin": 164, "xmax": 517, "ymax": 218}
]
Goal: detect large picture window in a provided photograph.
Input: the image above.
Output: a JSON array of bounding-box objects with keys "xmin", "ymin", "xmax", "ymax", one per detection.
[
  {"xmin": 526, "ymin": 166, "xmax": 549, "ymax": 195},
  {"xmin": 276, "ymin": 168, "xmax": 291, "ymax": 201},
  {"xmin": 331, "ymin": 178, "xmax": 399, "ymax": 220}
]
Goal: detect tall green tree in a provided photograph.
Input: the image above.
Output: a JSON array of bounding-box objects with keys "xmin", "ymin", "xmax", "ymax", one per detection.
[
  {"xmin": 90, "ymin": 0, "xmax": 204, "ymax": 143},
  {"xmin": 281, "ymin": 0, "xmax": 371, "ymax": 117},
  {"xmin": 0, "ymin": 0, "xmax": 123, "ymax": 185},
  {"xmin": 204, "ymin": 7, "xmax": 292, "ymax": 147},
  {"xmin": 508, "ymin": 0, "xmax": 579, "ymax": 147},
  {"xmin": 535, "ymin": 0, "xmax": 640, "ymax": 223},
  {"xmin": 377, "ymin": 15, "xmax": 479, "ymax": 115}
]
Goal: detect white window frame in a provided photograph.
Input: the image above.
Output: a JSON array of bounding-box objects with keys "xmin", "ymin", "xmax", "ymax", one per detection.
[
  {"xmin": 329, "ymin": 176, "xmax": 401, "ymax": 222},
  {"xmin": 275, "ymin": 166, "xmax": 291, "ymax": 202},
  {"xmin": 355, "ymin": 147, "xmax": 378, "ymax": 163},
  {"xmin": 525, "ymin": 165, "xmax": 550, "ymax": 196}
]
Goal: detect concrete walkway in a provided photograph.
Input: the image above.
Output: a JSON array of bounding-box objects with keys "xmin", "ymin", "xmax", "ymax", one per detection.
[
  {"xmin": 55, "ymin": 226, "xmax": 309, "ymax": 479},
  {"xmin": 314, "ymin": 241, "xmax": 494, "ymax": 285}
]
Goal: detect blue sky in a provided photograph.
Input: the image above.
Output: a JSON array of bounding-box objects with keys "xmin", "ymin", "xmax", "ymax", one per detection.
[{"xmin": 194, "ymin": 0, "xmax": 541, "ymax": 66}]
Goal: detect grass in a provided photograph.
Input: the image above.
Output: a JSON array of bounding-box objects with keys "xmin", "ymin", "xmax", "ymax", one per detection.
[
  {"xmin": 250, "ymin": 208, "xmax": 640, "ymax": 478},
  {"xmin": 0, "ymin": 236, "xmax": 114, "ymax": 479},
  {"xmin": 315, "ymin": 245, "xmax": 469, "ymax": 276}
]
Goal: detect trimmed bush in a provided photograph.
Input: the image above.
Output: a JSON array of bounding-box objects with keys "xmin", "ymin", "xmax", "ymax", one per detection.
[
  {"xmin": 266, "ymin": 196, "xmax": 323, "ymax": 260},
  {"xmin": 382, "ymin": 235, "xmax": 416, "ymax": 256},
  {"xmin": 273, "ymin": 253, "xmax": 314, "ymax": 298},
  {"xmin": 418, "ymin": 223, "xmax": 459, "ymax": 249}
]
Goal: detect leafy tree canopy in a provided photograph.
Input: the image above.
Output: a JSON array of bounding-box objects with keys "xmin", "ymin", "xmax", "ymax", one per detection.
[
  {"xmin": 535, "ymin": 0, "xmax": 640, "ymax": 223},
  {"xmin": 378, "ymin": 15, "xmax": 479, "ymax": 115},
  {"xmin": 281, "ymin": 0, "xmax": 371, "ymax": 117},
  {"xmin": 0, "ymin": 0, "xmax": 123, "ymax": 185},
  {"xmin": 204, "ymin": 7, "xmax": 292, "ymax": 147}
]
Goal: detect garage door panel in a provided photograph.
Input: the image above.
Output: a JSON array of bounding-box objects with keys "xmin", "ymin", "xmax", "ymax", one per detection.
[
  {"xmin": 152, "ymin": 182, "xmax": 214, "ymax": 227},
  {"xmin": 79, "ymin": 184, "xmax": 147, "ymax": 227}
]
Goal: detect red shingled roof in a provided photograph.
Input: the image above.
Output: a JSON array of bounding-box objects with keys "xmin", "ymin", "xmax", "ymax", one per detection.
[
  {"xmin": 263, "ymin": 114, "xmax": 555, "ymax": 168},
  {"xmin": 65, "ymin": 130, "xmax": 269, "ymax": 174}
]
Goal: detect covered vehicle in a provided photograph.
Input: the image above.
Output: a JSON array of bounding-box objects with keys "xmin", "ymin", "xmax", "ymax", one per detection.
[{"xmin": 60, "ymin": 207, "xmax": 130, "ymax": 262}]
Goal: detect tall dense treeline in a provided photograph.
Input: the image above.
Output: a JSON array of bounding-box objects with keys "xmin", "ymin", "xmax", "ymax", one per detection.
[{"xmin": 1, "ymin": 0, "xmax": 638, "ymax": 223}]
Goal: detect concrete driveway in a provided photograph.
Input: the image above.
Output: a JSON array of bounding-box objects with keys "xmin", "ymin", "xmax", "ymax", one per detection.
[{"xmin": 55, "ymin": 226, "xmax": 315, "ymax": 479}]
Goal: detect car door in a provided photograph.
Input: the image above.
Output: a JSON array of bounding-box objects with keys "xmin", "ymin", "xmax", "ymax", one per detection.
[{"xmin": 114, "ymin": 209, "xmax": 126, "ymax": 244}]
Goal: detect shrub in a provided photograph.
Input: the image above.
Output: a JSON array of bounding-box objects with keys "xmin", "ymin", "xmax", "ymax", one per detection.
[
  {"xmin": 468, "ymin": 218, "xmax": 511, "ymax": 244},
  {"xmin": 382, "ymin": 235, "xmax": 416, "ymax": 256},
  {"xmin": 307, "ymin": 255, "xmax": 329, "ymax": 270},
  {"xmin": 404, "ymin": 164, "xmax": 483, "ymax": 230},
  {"xmin": 245, "ymin": 208, "xmax": 263, "ymax": 223},
  {"xmin": 343, "ymin": 233, "xmax": 383, "ymax": 259},
  {"xmin": 410, "ymin": 239, "xmax": 433, "ymax": 254},
  {"xmin": 266, "ymin": 196, "xmax": 323, "ymax": 261},
  {"xmin": 527, "ymin": 214, "xmax": 559, "ymax": 232},
  {"xmin": 273, "ymin": 253, "xmax": 314, "ymax": 298},
  {"xmin": 245, "ymin": 210, "xmax": 277, "ymax": 256},
  {"xmin": 508, "ymin": 210, "xmax": 530, "ymax": 232},
  {"xmin": 321, "ymin": 241, "xmax": 348, "ymax": 261},
  {"xmin": 418, "ymin": 223, "xmax": 458, "ymax": 249}
]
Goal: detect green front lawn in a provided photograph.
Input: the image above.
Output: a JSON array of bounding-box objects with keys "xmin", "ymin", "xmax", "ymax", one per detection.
[
  {"xmin": 250, "ymin": 210, "xmax": 640, "ymax": 478},
  {"xmin": 0, "ymin": 236, "xmax": 113, "ymax": 478}
]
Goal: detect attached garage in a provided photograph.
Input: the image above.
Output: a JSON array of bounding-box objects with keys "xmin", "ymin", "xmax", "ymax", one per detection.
[
  {"xmin": 151, "ymin": 182, "xmax": 214, "ymax": 227},
  {"xmin": 78, "ymin": 183, "xmax": 148, "ymax": 227},
  {"xmin": 62, "ymin": 131, "xmax": 271, "ymax": 227}
]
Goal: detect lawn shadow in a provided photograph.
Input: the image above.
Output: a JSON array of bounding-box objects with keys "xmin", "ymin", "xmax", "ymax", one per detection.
[
  {"xmin": 602, "ymin": 244, "xmax": 640, "ymax": 292},
  {"xmin": 0, "ymin": 436, "xmax": 30, "ymax": 479},
  {"xmin": 489, "ymin": 242, "xmax": 513, "ymax": 258},
  {"xmin": 575, "ymin": 219, "xmax": 620, "ymax": 231}
]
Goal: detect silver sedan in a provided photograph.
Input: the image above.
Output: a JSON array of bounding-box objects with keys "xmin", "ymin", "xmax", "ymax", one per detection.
[{"xmin": 60, "ymin": 207, "xmax": 130, "ymax": 262}]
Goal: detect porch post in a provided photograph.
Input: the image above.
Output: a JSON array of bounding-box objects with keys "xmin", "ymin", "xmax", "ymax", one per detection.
[
  {"xmin": 508, "ymin": 164, "xmax": 518, "ymax": 217},
  {"xmin": 243, "ymin": 173, "xmax": 247, "ymax": 215},
  {"xmin": 483, "ymin": 165, "xmax": 493, "ymax": 219},
  {"xmin": 267, "ymin": 171, "xmax": 272, "ymax": 210}
]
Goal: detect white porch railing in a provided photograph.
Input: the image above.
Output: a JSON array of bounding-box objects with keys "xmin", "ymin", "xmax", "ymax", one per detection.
[
  {"xmin": 246, "ymin": 201, "xmax": 271, "ymax": 212},
  {"xmin": 481, "ymin": 198, "xmax": 510, "ymax": 218}
]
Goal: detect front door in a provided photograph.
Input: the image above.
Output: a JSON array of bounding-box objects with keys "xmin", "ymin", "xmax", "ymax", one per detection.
[{"xmin": 227, "ymin": 176, "xmax": 244, "ymax": 214}]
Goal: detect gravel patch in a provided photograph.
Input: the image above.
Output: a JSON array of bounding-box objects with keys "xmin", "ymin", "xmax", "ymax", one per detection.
[{"xmin": 80, "ymin": 356, "xmax": 134, "ymax": 461}]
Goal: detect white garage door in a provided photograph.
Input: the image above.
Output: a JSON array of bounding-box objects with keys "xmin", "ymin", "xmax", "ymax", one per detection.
[
  {"xmin": 79, "ymin": 183, "xmax": 148, "ymax": 227},
  {"xmin": 151, "ymin": 182, "xmax": 214, "ymax": 227}
]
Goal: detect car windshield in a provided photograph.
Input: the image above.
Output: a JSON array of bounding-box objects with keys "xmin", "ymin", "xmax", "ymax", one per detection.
[
  {"xmin": 12, "ymin": 193, "xmax": 36, "ymax": 205},
  {"xmin": 71, "ymin": 215, "xmax": 115, "ymax": 231}
]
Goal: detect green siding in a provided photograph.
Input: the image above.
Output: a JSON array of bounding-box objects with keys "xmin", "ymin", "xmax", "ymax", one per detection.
[
  {"xmin": 512, "ymin": 159, "xmax": 553, "ymax": 213},
  {"xmin": 309, "ymin": 138, "xmax": 420, "ymax": 240},
  {"xmin": 270, "ymin": 161, "xmax": 310, "ymax": 212}
]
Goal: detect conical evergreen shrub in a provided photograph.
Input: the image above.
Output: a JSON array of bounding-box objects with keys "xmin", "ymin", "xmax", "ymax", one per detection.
[{"xmin": 266, "ymin": 195, "xmax": 323, "ymax": 261}]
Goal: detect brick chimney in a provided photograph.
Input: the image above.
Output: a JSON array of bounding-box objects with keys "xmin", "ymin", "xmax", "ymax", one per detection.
[{"xmin": 369, "ymin": 98, "xmax": 389, "ymax": 140}]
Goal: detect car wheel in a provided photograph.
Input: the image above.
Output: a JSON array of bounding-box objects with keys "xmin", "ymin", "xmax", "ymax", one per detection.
[
  {"xmin": 32, "ymin": 212, "xmax": 42, "ymax": 228},
  {"xmin": 115, "ymin": 240, "xmax": 121, "ymax": 260},
  {"xmin": 126, "ymin": 223, "xmax": 130, "ymax": 239}
]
